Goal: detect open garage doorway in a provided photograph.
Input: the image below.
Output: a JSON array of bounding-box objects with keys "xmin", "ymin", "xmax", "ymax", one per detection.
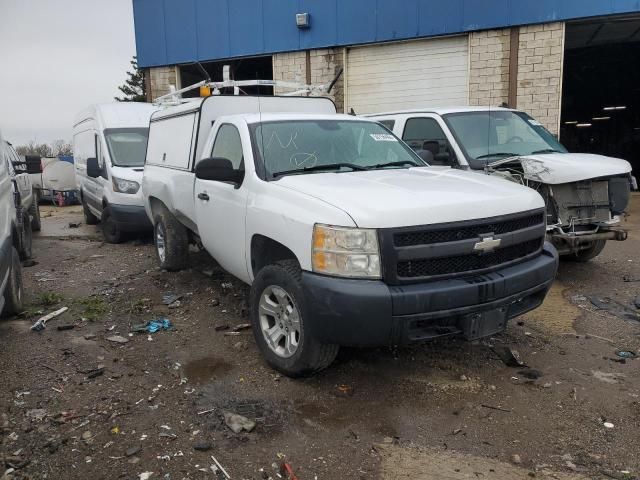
[
  {"xmin": 179, "ymin": 55, "xmax": 273, "ymax": 98},
  {"xmin": 560, "ymin": 16, "xmax": 640, "ymax": 177}
]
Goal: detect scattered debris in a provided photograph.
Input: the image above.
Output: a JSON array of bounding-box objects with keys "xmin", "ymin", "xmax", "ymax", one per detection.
[
  {"xmin": 22, "ymin": 259, "xmax": 38, "ymax": 268},
  {"xmin": 280, "ymin": 462, "xmax": 299, "ymax": 480},
  {"xmin": 593, "ymin": 371, "xmax": 624, "ymax": 384},
  {"xmin": 223, "ymin": 412, "xmax": 256, "ymax": 433},
  {"xmin": 622, "ymin": 275, "xmax": 640, "ymax": 282},
  {"xmin": 511, "ymin": 454, "xmax": 522, "ymax": 464},
  {"xmin": 162, "ymin": 293, "xmax": 183, "ymax": 305},
  {"xmin": 616, "ymin": 350, "xmax": 637, "ymax": 359},
  {"xmin": 31, "ymin": 307, "xmax": 69, "ymax": 331},
  {"xmin": 57, "ymin": 324, "xmax": 75, "ymax": 331},
  {"xmin": 126, "ymin": 446, "xmax": 141, "ymax": 457},
  {"xmin": 603, "ymin": 422, "xmax": 615, "ymax": 429},
  {"xmin": 634, "ymin": 296, "xmax": 640, "ymax": 309},
  {"xmin": 334, "ymin": 384, "xmax": 354, "ymax": 397},
  {"xmin": 107, "ymin": 335, "xmax": 130, "ymax": 344},
  {"xmin": 138, "ymin": 472, "xmax": 154, "ymax": 480},
  {"xmin": 588, "ymin": 296, "xmax": 640, "ymax": 321},
  {"xmin": 132, "ymin": 318, "xmax": 173, "ymax": 334},
  {"xmin": 86, "ymin": 367, "xmax": 105, "ymax": 379},
  {"xmin": 232, "ymin": 323, "xmax": 251, "ymax": 332},
  {"xmin": 193, "ymin": 442, "xmax": 212, "ymax": 452},
  {"xmin": 223, "ymin": 331, "xmax": 241, "ymax": 337},
  {"xmin": 481, "ymin": 404, "xmax": 511, "ymax": 413},
  {"xmin": 25, "ymin": 409, "xmax": 47, "ymax": 421},
  {"xmin": 84, "ymin": 333, "xmax": 97, "ymax": 340},
  {"xmin": 214, "ymin": 325, "xmax": 230, "ymax": 331},
  {"xmin": 68, "ymin": 222, "xmax": 81, "ymax": 228},
  {"xmin": 211, "ymin": 455, "xmax": 231, "ymax": 479},
  {"xmin": 492, "ymin": 346, "xmax": 526, "ymax": 367}
]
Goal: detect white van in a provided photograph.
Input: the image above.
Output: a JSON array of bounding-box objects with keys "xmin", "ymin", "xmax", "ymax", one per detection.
[{"xmin": 73, "ymin": 103, "xmax": 158, "ymax": 243}]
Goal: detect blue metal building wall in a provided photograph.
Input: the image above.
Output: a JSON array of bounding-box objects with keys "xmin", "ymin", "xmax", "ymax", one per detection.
[{"xmin": 133, "ymin": 0, "xmax": 640, "ymax": 68}]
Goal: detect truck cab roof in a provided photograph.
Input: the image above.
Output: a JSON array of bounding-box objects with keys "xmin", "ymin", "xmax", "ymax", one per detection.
[{"xmin": 366, "ymin": 106, "xmax": 517, "ymax": 117}]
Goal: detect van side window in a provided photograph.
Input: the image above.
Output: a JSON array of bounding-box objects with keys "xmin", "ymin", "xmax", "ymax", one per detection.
[
  {"xmin": 403, "ymin": 118, "xmax": 457, "ymax": 167},
  {"xmin": 95, "ymin": 134, "xmax": 104, "ymax": 168},
  {"xmin": 211, "ymin": 124, "xmax": 244, "ymax": 170}
]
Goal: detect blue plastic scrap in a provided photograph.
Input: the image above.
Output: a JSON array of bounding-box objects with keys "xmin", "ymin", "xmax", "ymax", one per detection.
[{"xmin": 147, "ymin": 318, "xmax": 172, "ymax": 333}]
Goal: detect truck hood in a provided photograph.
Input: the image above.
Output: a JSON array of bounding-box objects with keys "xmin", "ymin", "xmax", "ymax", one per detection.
[
  {"xmin": 276, "ymin": 167, "xmax": 544, "ymax": 229},
  {"xmin": 110, "ymin": 165, "xmax": 144, "ymax": 182},
  {"xmin": 489, "ymin": 153, "xmax": 632, "ymax": 185}
]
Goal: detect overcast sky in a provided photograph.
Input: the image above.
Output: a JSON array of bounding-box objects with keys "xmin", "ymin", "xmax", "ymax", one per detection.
[{"xmin": 0, "ymin": 0, "xmax": 136, "ymax": 146}]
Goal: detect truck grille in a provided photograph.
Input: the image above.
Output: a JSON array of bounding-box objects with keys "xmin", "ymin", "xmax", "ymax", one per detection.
[{"xmin": 379, "ymin": 209, "xmax": 546, "ymax": 285}]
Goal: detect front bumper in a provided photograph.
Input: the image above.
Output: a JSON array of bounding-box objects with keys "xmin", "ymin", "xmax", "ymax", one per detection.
[
  {"xmin": 109, "ymin": 204, "xmax": 152, "ymax": 232},
  {"xmin": 302, "ymin": 243, "xmax": 558, "ymax": 347},
  {"xmin": 548, "ymin": 226, "xmax": 627, "ymax": 255}
]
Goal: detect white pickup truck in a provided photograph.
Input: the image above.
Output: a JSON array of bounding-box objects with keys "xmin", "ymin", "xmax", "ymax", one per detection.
[
  {"xmin": 370, "ymin": 107, "xmax": 636, "ymax": 261},
  {"xmin": 143, "ymin": 96, "xmax": 558, "ymax": 376}
]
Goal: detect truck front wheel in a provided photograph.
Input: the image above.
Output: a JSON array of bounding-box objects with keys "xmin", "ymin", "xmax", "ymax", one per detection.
[
  {"xmin": 153, "ymin": 208, "xmax": 189, "ymax": 271},
  {"xmin": 18, "ymin": 209, "xmax": 32, "ymax": 260},
  {"xmin": 250, "ymin": 260, "xmax": 339, "ymax": 377},
  {"xmin": 2, "ymin": 248, "xmax": 24, "ymax": 317},
  {"xmin": 567, "ymin": 239, "xmax": 607, "ymax": 262}
]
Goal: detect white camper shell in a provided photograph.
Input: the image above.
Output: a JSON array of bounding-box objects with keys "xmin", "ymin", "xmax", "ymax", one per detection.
[
  {"xmin": 370, "ymin": 107, "xmax": 636, "ymax": 260},
  {"xmin": 73, "ymin": 103, "xmax": 158, "ymax": 243}
]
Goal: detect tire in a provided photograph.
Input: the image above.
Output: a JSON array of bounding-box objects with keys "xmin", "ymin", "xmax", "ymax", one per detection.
[
  {"xmin": 566, "ymin": 240, "xmax": 607, "ymax": 262},
  {"xmin": 250, "ymin": 260, "xmax": 339, "ymax": 377},
  {"xmin": 18, "ymin": 209, "xmax": 32, "ymax": 260},
  {"xmin": 2, "ymin": 248, "xmax": 24, "ymax": 317},
  {"xmin": 82, "ymin": 196, "xmax": 99, "ymax": 225},
  {"xmin": 101, "ymin": 207, "xmax": 124, "ymax": 244},
  {"xmin": 29, "ymin": 199, "xmax": 41, "ymax": 232},
  {"xmin": 153, "ymin": 208, "xmax": 189, "ymax": 271}
]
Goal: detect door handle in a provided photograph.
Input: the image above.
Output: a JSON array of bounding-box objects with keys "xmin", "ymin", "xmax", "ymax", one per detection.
[{"xmin": 197, "ymin": 192, "xmax": 210, "ymax": 201}]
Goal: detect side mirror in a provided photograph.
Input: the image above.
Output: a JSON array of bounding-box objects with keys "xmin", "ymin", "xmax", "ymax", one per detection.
[
  {"xmin": 87, "ymin": 157, "xmax": 101, "ymax": 178},
  {"xmin": 195, "ymin": 157, "xmax": 244, "ymax": 185}
]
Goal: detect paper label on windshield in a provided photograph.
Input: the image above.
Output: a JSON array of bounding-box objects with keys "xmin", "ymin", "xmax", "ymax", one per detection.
[
  {"xmin": 370, "ymin": 133, "xmax": 397, "ymax": 142},
  {"xmin": 528, "ymin": 119, "xmax": 542, "ymax": 127}
]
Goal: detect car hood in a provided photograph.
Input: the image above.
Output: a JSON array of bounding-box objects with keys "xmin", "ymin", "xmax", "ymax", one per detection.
[
  {"xmin": 276, "ymin": 167, "xmax": 544, "ymax": 229},
  {"xmin": 489, "ymin": 153, "xmax": 632, "ymax": 185}
]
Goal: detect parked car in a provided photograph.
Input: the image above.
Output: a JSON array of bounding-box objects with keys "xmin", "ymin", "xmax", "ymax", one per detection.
[
  {"xmin": 142, "ymin": 96, "xmax": 558, "ymax": 376},
  {"xmin": 0, "ymin": 134, "xmax": 24, "ymax": 316},
  {"xmin": 73, "ymin": 103, "xmax": 158, "ymax": 243},
  {"xmin": 370, "ymin": 107, "xmax": 636, "ymax": 261},
  {"xmin": 2, "ymin": 139, "xmax": 40, "ymax": 260}
]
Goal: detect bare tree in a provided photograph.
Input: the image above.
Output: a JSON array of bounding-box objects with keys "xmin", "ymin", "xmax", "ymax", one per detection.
[
  {"xmin": 51, "ymin": 139, "xmax": 73, "ymax": 156},
  {"xmin": 14, "ymin": 139, "xmax": 72, "ymax": 157}
]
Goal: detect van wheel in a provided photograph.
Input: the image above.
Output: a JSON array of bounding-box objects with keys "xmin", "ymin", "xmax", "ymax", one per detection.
[
  {"xmin": 566, "ymin": 240, "xmax": 607, "ymax": 262},
  {"xmin": 153, "ymin": 208, "xmax": 188, "ymax": 271},
  {"xmin": 101, "ymin": 207, "xmax": 124, "ymax": 244},
  {"xmin": 250, "ymin": 260, "xmax": 339, "ymax": 377},
  {"xmin": 2, "ymin": 248, "xmax": 24, "ymax": 317},
  {"xmin": 29, "ymin": 200, "xmax": 41, "ymax": 232},
  {"xmin": 18, "ymin": 210, "xmax": 33, "ymax": 260},
  {"xmin": 82, "ymin": 197, "xmax": 99, "ymax": 225}
]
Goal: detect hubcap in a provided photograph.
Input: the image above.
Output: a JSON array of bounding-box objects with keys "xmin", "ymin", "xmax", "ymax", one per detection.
[
  {"xmin": 258, "ymin": 285, "xmax": 301, "ymax": 358},
  {"xmin": 156, "ymin": 224, "xmax": 166, "ymax": 263}
]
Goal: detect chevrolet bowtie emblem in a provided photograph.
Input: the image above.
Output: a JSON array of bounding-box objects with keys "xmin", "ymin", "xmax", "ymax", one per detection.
[{"xmin": 473, "ymin": 236, "xmax": 502, "ymax": 253}]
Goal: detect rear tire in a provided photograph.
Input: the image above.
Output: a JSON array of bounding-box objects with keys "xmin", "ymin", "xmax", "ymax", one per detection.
[
  {"xmin": 153, "ymin": 208, "xmax": 189, "ymax": 271},
  {"xmin": 18, "ymin": 209, "xmax": 32, "ymax": 260},
  {"xmin": 566, "ymin": 240, "xmax": 607, "ymax": 262},
  {"xmin": 82, "ymin": 196, "xmax": 99, "ymax": 225},
  {"xmin": 101, "ymin": 207, "xmax": 124, "ymax": 244},
  {"xmin": 250, "ymin": 260, "xmax": 339, "ymax": 377},
  {"xmin": 2, "ymin": 248, "xmax": 24, "ymax": 317},
  {"xmin": 29, "ymin": 194, "xmax": 41, "ymax": 232}
]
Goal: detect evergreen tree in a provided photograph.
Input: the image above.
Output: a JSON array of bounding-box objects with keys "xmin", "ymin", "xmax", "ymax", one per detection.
[{"xmin": 115, "ymin": 56, "xmax": 147, "ymax": 102}]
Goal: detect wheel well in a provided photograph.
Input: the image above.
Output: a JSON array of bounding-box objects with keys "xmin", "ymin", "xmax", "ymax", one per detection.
[
  {"xmin": 148, "ymin": 197, "xmax": 166, "ymax": 220},
  {"xmin": 251, "ymin": 235, "xmax": 298, "ymax": 276}
]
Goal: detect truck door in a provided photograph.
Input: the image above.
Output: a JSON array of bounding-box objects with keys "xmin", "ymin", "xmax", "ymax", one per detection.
[
  {"xmin": 194, "ymin": 122, "xmax": 250, "ymax": 281},
  {"xmin": 401, "ymin": 116, "xmax": 461, "ymax": 168}
]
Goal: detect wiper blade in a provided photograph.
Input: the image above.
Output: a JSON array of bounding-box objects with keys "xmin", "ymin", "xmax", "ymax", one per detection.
[
  {"xmin": 531, "ymin": 148, "xmax": 560, "ymax": 154},
  {"xmin": 368, "ymin": 160, "xmax": 419, "ymax": 169},
  {"xmin": 272, "ymin": 162, "xmax": 367, "ymax": 178},
  {"xmin": 476, "ymin": 152, "xmax": 519, "ymax": 160}
]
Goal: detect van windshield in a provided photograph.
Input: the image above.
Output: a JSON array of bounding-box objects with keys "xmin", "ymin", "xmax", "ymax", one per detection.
[
  {"xmin": 104, "ymin": 128, "xmax": 149, "ymax": 167},
  {"xmin": 250, "ymin": 120, "xmax": 424, "ymax": 179},
  {"xmin": 442, "ymin": 111, "xmax": 567, "ymax": 169}
]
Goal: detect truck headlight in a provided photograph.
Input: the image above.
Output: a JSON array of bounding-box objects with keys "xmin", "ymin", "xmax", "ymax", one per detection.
[
  {"xmin": 312, "ymin": 224, "xmax": 381, "ymax": 278},
  {"xmin": 112, "ymin": 176, "xmax": 140, "ymax": 194}
]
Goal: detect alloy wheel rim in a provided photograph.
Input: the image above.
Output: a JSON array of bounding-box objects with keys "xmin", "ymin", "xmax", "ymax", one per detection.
[
  {"xmin": 156, "ymin": 224, "xmax": 166, "ymax": 263},
  {"xmin": 258, "ymin": 285, "xmax": 301, "ymax": 358}
]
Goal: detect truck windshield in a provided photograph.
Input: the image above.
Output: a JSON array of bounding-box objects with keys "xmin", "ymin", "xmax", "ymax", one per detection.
[
  {"xmin": 443, "ymin": 111, "xmax": 567, "ymax": 169},
  {"xmin": 251, "ymin": 120, "xmax": 425, "ymax": 179},
  {"xmin": 104, "ymin": 128, "xmax": 149, "ymax": 167}
]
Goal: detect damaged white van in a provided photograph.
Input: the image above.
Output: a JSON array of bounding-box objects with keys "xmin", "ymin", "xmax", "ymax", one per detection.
[
  {"xmin": 371, "ymin": 107, "xmax": 636, "ymax": 261},
  {"xmin": 143, "ymin": 95, "xmax": 558, "ymax": 376}
]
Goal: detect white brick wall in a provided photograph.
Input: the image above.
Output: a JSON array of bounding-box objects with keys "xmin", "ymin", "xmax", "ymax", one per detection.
[
  {"xmin": 469, "ymin": 29, "xmax": 511, "ymax": 106},
  {"xmin": 516, "ymin": 22, "xmax": 564, "ymax": 135},
  {"xmin": 273, "ymin": 48, "xmax": 344, "ymax": 111},
  {"xmin": 149, "ymin": 66, "xmax": 179, "ymax": 101}
]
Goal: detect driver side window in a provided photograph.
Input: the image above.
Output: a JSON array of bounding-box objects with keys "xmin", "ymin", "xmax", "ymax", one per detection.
[
  {"xmin": 402, "ymin": 117, "xmax": 457, "ymax": 167},
  {"xmin": 211, "ymin": 124, "xmax": 244, "ymax": 171}
]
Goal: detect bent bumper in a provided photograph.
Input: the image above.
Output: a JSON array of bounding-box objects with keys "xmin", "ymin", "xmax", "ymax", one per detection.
[
  {"xmin": 302, "ymin": 243, "xmax": 559, "ymax": 347},
  {"xmin": 548, "ymin": 227, "xmax": 627, "ymax": 254},
  {"xmin": 109, "ymin": 204, "xmax": 152, "ymax": 232}
]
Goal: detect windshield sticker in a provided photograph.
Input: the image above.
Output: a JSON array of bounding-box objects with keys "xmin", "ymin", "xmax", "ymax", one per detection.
[
  {"xmin": 369, "ymin": 133, "xmax": 397, "ymax": 142},
  {"xmin": 528, "ymin": 119, "xmax": 543, "ymax": 127}
]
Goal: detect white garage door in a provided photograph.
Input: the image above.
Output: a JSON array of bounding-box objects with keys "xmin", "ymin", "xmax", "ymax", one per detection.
[{"xmin": 346, "ymin": 36, "xmax": 469, "ymax": 114}]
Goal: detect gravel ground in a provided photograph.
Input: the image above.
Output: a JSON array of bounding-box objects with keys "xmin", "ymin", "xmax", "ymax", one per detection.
[{"xmin": 1, "ymin": 195, "xmax": 639, "ymax": 480}]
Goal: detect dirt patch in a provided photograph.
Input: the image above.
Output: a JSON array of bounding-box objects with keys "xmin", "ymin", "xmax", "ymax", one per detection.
[
  {"xmin": 379, "ymin": 445, "xmax": 591, "ymax": 479},
  {"xmin": 523, "ymin": 282, "xmax": 581, "ymax": 335}
]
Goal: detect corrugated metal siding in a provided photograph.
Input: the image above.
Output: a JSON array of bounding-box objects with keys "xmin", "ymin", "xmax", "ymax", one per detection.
[
  {"xmin": 133, "ymin": 0, "xmax": 640, "ymax": 67},
  {"xmin": 346, "ymin": 37, "xmax": 469, "ymax": 114}
]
